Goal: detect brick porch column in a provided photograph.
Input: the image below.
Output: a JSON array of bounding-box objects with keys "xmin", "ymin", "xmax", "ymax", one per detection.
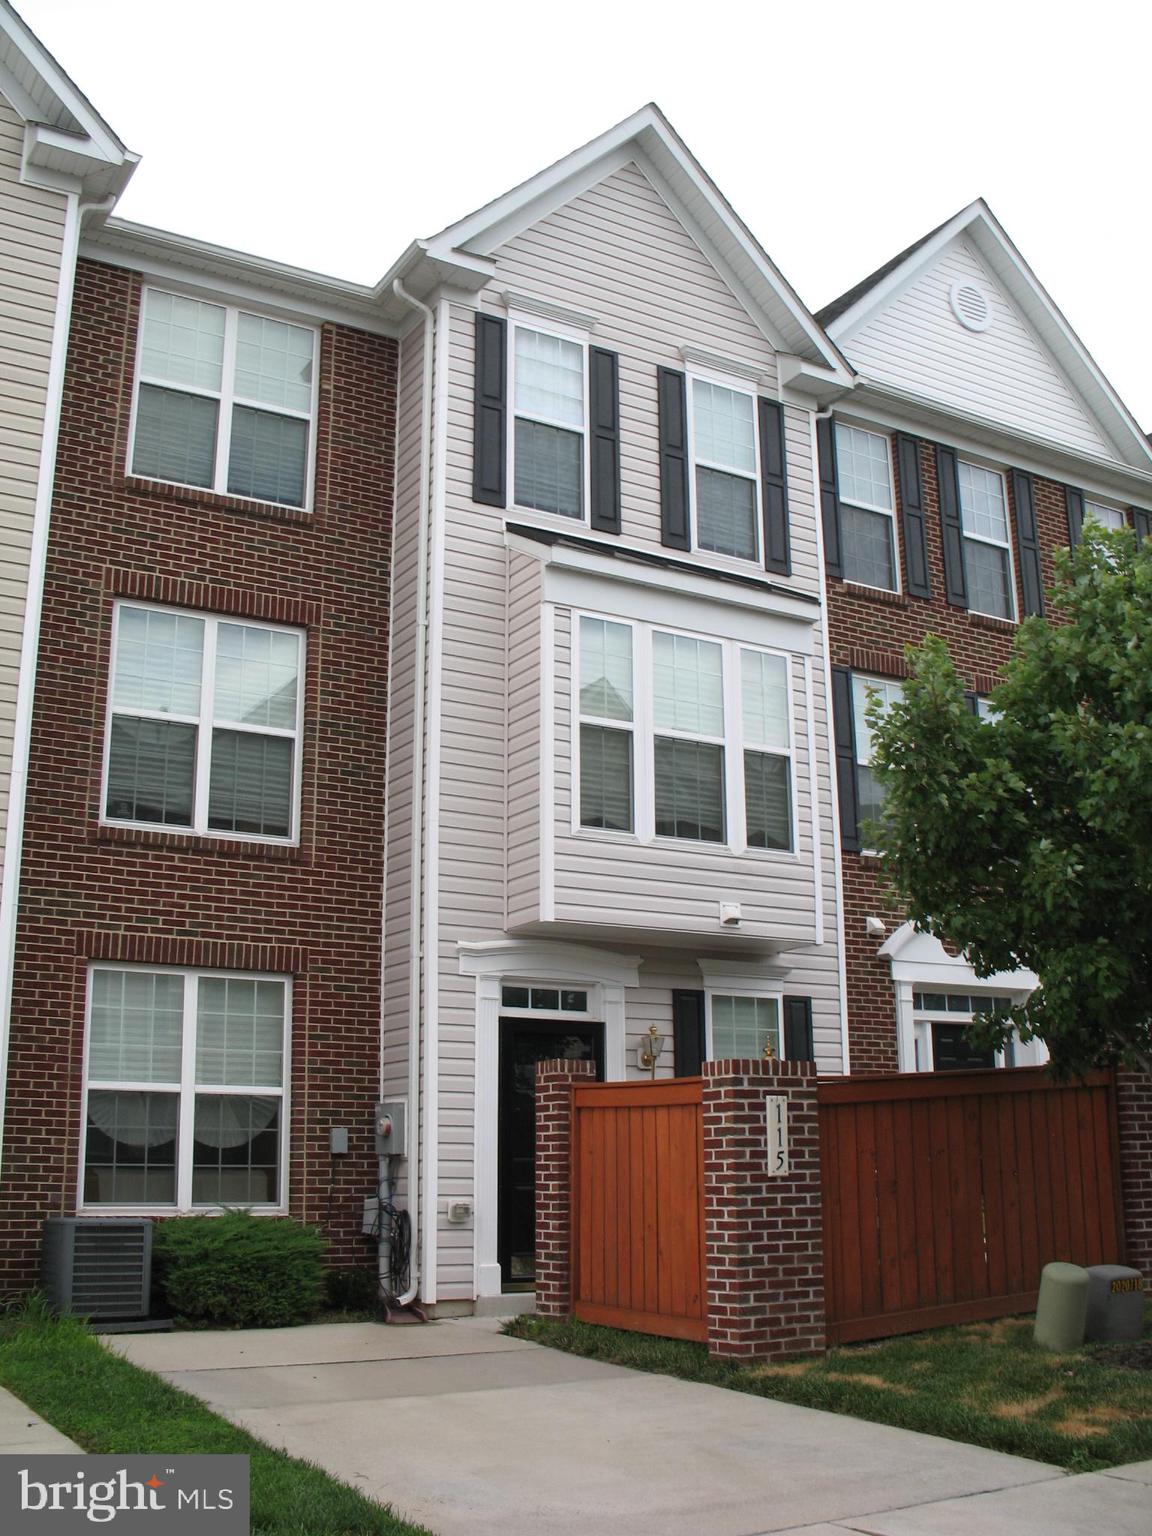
[
  {"xmin": 703, "ymin": 1057, "xmax": 825, "ymax": 1361},
  {"xmin": 1116, "ymin": 1070, "xmax": 1152, "ymax": 1281},
  {"xmin": 535, "ymin": 1058, "xmax": 596, "ymax": 1318}
]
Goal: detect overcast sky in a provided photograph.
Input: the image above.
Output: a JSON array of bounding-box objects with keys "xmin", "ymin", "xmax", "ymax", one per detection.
[{"xmin": 20, "ymin": 0, "xmax": 1152, "ymax": 428}]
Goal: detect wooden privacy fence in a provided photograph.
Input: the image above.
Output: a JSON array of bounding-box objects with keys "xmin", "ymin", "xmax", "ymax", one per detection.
[
  {"xmin": 819, "ymin": 1067, "xmax": 1124, "ymax": 1344},
  {"xmin": 571, "ymin": 1077, "xmax": 706, "ymax": 1342}
]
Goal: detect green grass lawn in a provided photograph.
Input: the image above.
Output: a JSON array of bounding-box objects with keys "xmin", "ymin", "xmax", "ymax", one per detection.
[
  {"xmin": 507, "ymin": 1311, "xmax": 1152, "ymax": 1472},
  {"xmin": 0, "ymin": 1302, "xmax": 431, "ymax": 1536}
]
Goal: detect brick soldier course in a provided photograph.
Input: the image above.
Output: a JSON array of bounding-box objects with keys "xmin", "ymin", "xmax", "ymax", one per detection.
[{"xmin": 0, "ymin": 260, "xmax": 396, "ymax": 1289}]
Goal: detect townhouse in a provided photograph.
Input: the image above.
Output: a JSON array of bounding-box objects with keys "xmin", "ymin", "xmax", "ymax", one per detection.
[
  {"xmin": 0, "ymin": 3, "xmax": 1148, "ymax": 1315},
  {"xmin": 814, "ymin": 205, "xmax": 1152, "ymax": 1077}
]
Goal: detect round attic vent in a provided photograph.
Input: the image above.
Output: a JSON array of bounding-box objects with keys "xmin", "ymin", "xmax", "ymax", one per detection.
[{"xmin": 949, "ymin": 280, "xmax": 992, "ymax": 332}]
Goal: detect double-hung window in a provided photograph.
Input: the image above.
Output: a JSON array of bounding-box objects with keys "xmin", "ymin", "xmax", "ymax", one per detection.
[
  {"xmin": 132, "ymin": 288, "xmax": 317, "ymax": 510},
  {"xmin": 576, "ymin": 615, "xmax": 794, "ymax": 852},
  {"xmin": 1084, "ymin": 500, "xmax": 1127, "ymax": 534},
  {"xmin": 958, "ymin": 461, "xmax": 1015, "ymax": 619},
  {"xmin": 835, "ymin": 424, "xmax": 897, "ymax": 591},
  {"xmin": 851, "ymin": 674, "xmax": 903, "ymax": 831},
  {"xmin": 82, "ymin": 966, "xmax": 288, "ymax": 1210},
  {"xmin": 512, "ymin": 324, "xmax": 587, "ymax": 519},
  {"xmin": 690, "ymin": 377, "xmax": 760, "ymax": 561},
  {"xmin": 104, "ymin": 603, "xmax": 303, "ymax": 841}
]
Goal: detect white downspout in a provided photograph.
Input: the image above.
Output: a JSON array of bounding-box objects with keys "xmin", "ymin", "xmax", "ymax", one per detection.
[
  {"xmin": 390, "ymin": 279, "xmax": 434, "ymax": 1305},
  {"xmin": 0, "ymin": 187, "xmax": 93, "ymax": 1181}
]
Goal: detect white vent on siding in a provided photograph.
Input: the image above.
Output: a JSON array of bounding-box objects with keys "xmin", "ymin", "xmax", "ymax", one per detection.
[{"xmin": 949, "ymin": 281, "xmax": 992, "ymax": 333}]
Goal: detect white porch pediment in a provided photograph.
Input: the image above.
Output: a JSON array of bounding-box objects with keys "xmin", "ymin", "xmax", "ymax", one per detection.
[{"xmin": 879, "ymin": 921, "xmax": 1037, "ymax": 992}]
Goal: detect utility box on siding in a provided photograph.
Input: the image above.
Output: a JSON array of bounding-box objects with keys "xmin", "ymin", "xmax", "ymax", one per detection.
[{"xmin": 1084, "ymin": 1265, "xmax": 1144, "ymax": 1342}]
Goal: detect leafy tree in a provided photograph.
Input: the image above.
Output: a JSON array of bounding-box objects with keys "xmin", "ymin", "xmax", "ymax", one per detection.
[{"xmin": 868, "ymin": 525, "xmax": 1152, "ymax": 1077}]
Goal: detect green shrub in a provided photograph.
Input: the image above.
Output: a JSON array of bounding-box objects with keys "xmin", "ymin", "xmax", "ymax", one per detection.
[
  {"xmin": 154, "ymin": 1211, "xmax": 325, "ymax": 1328},
  {"xmin": 324, "ymin": 1266, "xmax": 381, "ymax": 1314}
]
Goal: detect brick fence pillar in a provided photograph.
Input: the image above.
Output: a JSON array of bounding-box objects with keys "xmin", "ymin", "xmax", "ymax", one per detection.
[
  {"xmin": 1116, "ymin": 1070, "xmax": 1152, "ymax": 1282},
  {"xmin": 535, "ymin": 1057, "xmax": 596, "ymax": 1318},
  {"xmin": 703, "ymin": 1057, "xmax": 825, "ymax": 1361}
]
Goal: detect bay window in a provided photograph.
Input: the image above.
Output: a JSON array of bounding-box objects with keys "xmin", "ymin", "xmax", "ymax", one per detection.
[
  {"xmin": 132, "ymin": 289, "xmax": 317, "ymax": 509},
  {"xmin": 575, "ymin": 614, "xmax": 795, "ymax": 853},
  {"xmin": 104, "ymin": 603, "xmax": 303, "ymax": 841},
  {"xmin": 82, "ymin": 966, "xmax": 288, "ymax": 1210}
]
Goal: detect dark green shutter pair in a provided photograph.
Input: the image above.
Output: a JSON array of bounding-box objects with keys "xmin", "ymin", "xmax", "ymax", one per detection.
[
  {"xmin": 472, "ymin": 313, "xmax": 621, "ymax": 532},
  {"xmin": 671, "ymin": 991, "xmax": 815, "ymax": 1073},
  {"xmin": 816, "ymin": 420, "xmax": 932, "ymax": 597},
  {"xmin": 657, "ymin": 369, "xmax": 791, "ymax": 575}
]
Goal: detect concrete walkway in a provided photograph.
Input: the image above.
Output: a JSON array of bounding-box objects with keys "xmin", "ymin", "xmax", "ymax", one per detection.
[
  {"xmin": 109, "ymin": 1320, "xmax": 1150, "ymax": 1536},
  {"xmin": 0, "ymin": 1384, "xmax": 83, "ymax": 1455}
]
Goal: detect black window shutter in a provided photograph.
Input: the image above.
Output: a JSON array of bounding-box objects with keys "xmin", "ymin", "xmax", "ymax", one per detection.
[
  {"xmin": 895, "ymin": 434, "xmax": 931, "ymax": 598},
  {"xmin": 1133, "ymin": 508, "xmax": 1152, "ymax": 542},
  {"xmin": 816, "ymin": 416, "xmax": 843, "ymax": 578},
  {"xmin": 830, "ymin": 665, "xmax": 860, "ymax": 853},
  {"xmin": 758, "ymin": 398, "xmax": 790, "ymax": 575},
  {"xmin": 935, "ymin": 444, "xmax": 969, "ymax": 609},
  {"xmin": 472, "ymin": 314, "xmax": 507, "ymax": 507},
  {"xmin": 963, "ymin": 691, "xmax": 980, "ymax": 715},
  {"xmin": 1011, "ymin": 469, "xmax": 1044, "ymax": 616},
  {"xmin": 783, "ymin": 996, "xmax": 814, "ymax": 1062},
  {"xmin": 589, "ymin": 347, "xmax": 621, "ymax": 534},
  {"xmin": 672, "ymin": 990, "xmax": 705, "ymax": 1076},
  {"xmin": 657, "ymin": 367, "xmax": 690, "ymax": 550},
  {"xmin": 1065, "ymin": 486, "xmax": 1085, "ymax": 546}
]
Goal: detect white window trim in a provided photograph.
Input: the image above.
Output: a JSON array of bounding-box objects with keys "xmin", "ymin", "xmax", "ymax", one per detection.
[
  {"xmin": 685, "ymin": 363, "xmax": 763, "ymax": 571},
  {"xmin": 128, "ymin": 285, "xmax": 320, "ymax": 514},
  {"xmin": 78, "ymin": 963, "xmax": 291, "ymax": 1216},
  {"xmin": 957, "ymin": 459, "xmax": 1018, "ymax": 621},
  {"xmin": 507, "ymin": 312, "xmax": 591, "ymax": 527},
  {"xmin": 101, "ymin": 599, "xmax": 305, "ymax": 846},
  {"xmin": 835, "ymin": 422, "xmax": 900, "ymax": 595},
  {"xmin": 698, "ymin": 961, "xmax": 787, "ymax": 1061},
  {"xmin": 570, "ymin": 609, "xmax": 799, "ymax": 857}
]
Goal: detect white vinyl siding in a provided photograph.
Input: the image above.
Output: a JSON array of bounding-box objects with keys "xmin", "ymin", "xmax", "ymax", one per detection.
[
  {"xmin": 843, "ymin": 236, "xmax": 1117, "ymax": 461},
  {"xmin": 103, "ymin": 602, "xmax": 303, "ymax": 842},
  {"xmin": 835, "ymin": 423, "xmax": 897, "ymax": 591},
  {"xmin": 131, "ymin": 288, "xmax": 318, "ymax": 510},
  {"xmin": 957, "ymin": 460, "xmax": 1015, "ymax": 620},
  {"xmin": 81, "ymin": 965, "xmax": 289, "ymax": 1212}
]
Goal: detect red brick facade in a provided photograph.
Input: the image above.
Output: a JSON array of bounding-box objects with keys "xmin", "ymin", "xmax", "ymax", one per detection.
[
  {"xmin": 1116, "ymin": 1070, "xmax": 1152, "ymax": 1282},
  {"xmin": 0, "ymin": 259, "xmax": 396, "ymax": 1292},
  {"xmin": 828, "ymin": 431, "xmax": 1076, "ymax": 1072}
]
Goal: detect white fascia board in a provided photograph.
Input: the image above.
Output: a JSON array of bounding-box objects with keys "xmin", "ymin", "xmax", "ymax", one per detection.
[
  {"xmin": 0, "ymin": 1, "xmax": 128, "ymax": 162},
  {"xmin": 827, "ymin": 200, "xmax": 1152, "ymax": 475},
  {"xmin": 458, "ymin": 938, "xmax": 643, "ymax": 989},
  {"xmin": 845, "ymin": 379, "xmax": 1152, "ymax": 504},
  {"xmin": 504, "ymin": 528, "xmax": 822, "ymax": 631},
  {"xmin": 83, "ymin": 222, "xmax": 397, "ymax": 336},
  {"xmin": 414, "ymin": 102, "xmax": 850, "ymax": 381}
]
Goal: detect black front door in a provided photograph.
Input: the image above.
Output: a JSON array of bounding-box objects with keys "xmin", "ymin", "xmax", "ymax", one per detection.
[
  {"xmin": 932, "ymin": 1020, "xmax": 997, "ymax": 1071},
  {"xmin": 497, "ymin": 1019, "xmax": 604, "ymax": 1289}
]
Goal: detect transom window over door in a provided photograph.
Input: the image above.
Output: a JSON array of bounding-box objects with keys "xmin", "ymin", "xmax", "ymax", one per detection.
[
  {"xmin": 82, "ymin": 966, "xmax": 288, "ymax": 1210},
  {"xmin": 835, "ymin": 424, "xmax": 897, "ymax": 591},
  {"xmin": 512, "ymin": 325, "xmax": 587, "ymax": 519},
  {"xmin": 104, "ymin": 603, "xmax": 303, "ymax": 841},
  {"xmin": 958, "ymin": 461, "xmax": 1015, "ymax": 619},
  {"xmin": 691, "ymin": 378, "xmax": 759, "ymax": 561},
  {"xmin": 132, "ymin": 289, "xmax": 317, "ymax": 510},
  {"xmin": 574, "ymin": 614, "xmax": 795, "ymax": 853}
]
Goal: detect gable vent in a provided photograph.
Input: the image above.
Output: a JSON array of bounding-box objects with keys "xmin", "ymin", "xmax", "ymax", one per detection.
[{"xmin": 949, "ymin": 281, "xmax": 992, "ymax": 332}]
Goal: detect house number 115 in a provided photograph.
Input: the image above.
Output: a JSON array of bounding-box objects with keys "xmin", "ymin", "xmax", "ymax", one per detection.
[{"xmin": 765, "ymin": 1095, "xmax": 789, "ymax": 1176}]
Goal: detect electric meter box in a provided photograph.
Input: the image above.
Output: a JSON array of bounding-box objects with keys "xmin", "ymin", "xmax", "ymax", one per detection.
[
  {"xmin": 375, "ymin": 1099, "xmax": 408, "ymax": 1158},
  {"xmin": 1084, "ymin": 1265, "xmax": 1144, "ymax": 1342}
]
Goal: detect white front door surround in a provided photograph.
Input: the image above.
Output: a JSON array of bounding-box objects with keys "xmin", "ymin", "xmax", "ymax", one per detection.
[{"xmin": 458, "ymin": 939, "xmax": 640, "ymax": 1298}]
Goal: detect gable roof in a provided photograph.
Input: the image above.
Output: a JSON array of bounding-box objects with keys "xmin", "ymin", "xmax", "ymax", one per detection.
[
  {"xmin": 821, "ymin": 199, "xmax": 1152, "ymax": 472},
  {"xmin": 0, "ymin": 0, "xmax": 136, "ymax": 200},
  {"xmin": 375, "ymin": 104, "xmax": 852, "ymax": 388}
]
